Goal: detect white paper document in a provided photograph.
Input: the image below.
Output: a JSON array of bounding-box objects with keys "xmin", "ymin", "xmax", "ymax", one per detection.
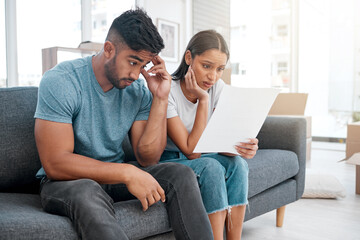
[{"xmin": 194, "ymin": 85, "xmax": 280, "ymax": 155}]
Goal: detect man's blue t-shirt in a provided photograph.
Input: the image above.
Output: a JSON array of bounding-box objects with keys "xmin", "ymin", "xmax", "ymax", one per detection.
[{"xmin": 35, "ymin": 56, "xmax": 152, "ymax": 178}]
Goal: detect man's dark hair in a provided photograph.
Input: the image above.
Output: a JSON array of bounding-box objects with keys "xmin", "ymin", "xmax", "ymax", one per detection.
[{"xmin": 106, "ymin": 8, "xmax": 164, "ymax": 54}]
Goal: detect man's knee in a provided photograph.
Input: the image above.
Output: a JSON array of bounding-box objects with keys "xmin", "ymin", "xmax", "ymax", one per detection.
[
  {"xmin": 69, "ymin": 179, "xmax": 105, "ymax": 199},
  {"xmin": 40, "ymin": 179, "xmax": 107, "ymax": 215},
  {"xmin": 162, "ymin": 162, "xmax": 196, "ymax": 179},
  {"xmin": 43, "ymin": 178, "xmax": 111, "ymax": 206},
  {"xmin": 157, "ymin": 162, "xmax": 198, "ymax": 190}
]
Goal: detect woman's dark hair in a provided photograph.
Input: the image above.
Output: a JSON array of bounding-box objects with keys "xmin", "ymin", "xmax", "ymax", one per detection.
[
  {"xmin": 106, "ymin": 8, "xmax": 164, "ymax": 54},
  {"xmin": 172, "ymin": 30, "xmax": 229, "ymax": 80}
]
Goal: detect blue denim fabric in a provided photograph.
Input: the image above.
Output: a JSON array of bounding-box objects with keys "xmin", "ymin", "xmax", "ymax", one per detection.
[{"xmin": 160, "ymin": 151, "xmax": 249, "ymax": 214}]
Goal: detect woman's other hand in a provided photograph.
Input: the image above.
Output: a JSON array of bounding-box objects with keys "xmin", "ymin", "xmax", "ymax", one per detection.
[{"xmin": 234, "ymin": 138, "xmax": 259, "ymax": 159}]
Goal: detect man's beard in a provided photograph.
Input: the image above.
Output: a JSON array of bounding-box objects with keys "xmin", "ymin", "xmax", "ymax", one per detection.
[{"xmin": 104, "ymin": 57, "xmax": 135, "ymax": 89}]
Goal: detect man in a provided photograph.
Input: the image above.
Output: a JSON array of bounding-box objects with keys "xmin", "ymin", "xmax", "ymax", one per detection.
[{"xmin": 34, "ymin": 9, "xmax": 213, "ymax": 240}]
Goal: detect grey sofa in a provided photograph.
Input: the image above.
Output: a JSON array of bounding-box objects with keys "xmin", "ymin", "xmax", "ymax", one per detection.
[{"xmin": 0, "ymin": 86, "xmax": 306, "ymax": 240}]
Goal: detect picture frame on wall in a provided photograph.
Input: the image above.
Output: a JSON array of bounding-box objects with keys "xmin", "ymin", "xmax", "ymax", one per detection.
[{"xmin": 157, "ymin": 19, "xmax": 179, "ymax": 62}]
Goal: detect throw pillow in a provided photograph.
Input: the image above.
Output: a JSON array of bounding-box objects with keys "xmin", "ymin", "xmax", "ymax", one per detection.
[{"xmin": 302, "ymin": 173, "xmax": 346, "ymax": 199}]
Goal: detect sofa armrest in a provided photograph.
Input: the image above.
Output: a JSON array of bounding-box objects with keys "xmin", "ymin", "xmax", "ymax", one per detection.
[{"xmin": 257, "ymin": 116, "xmax": 307, "ymax": 199}]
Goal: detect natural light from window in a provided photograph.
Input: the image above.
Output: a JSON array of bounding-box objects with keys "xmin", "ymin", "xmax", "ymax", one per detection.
[
  {"xmin": 16, "ymin": 0, "xmax": 81, "ymax": 87},
  {"xmin": 230, "ymin": 0, "xmax": 360, "ymax": 139},
  {"xmin": 13, "ymin": 0, "xmax": 135, "ymax": 87},
  {"xmin": 91, "ymin": 0, "xmax": 135, "ymax": 43},
  {"xmin": 230, "ymin": 0, "xmax": 291, "ymax": 91},
  {"xmin": 0, "ymin": 0, "xmax": 6, "ymax": 87}
]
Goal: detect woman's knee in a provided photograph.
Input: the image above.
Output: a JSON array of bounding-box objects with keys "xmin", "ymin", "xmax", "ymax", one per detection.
[
  {"xmin": 200, "ymin": 158, "xmax": 226, "ymax": 179},
  {"xmin": 158, "ymin": 160, "xmax": 225, "ymax": 190},
  {"xmin": 180, "ymin": 158, "xmax": 226, "ymax": 190},
  {"xmin": 225, "ymin": 157, "xmax": 249, "ymax": 185},
  {"xmin": 230, "ymin": 156, "xmax": 249, "ymax": 175}
]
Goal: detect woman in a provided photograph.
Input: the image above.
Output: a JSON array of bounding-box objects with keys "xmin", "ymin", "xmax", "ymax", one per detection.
[{"xmin": 160, "ymin": 30, "xmax": 259, "ymax": 240}]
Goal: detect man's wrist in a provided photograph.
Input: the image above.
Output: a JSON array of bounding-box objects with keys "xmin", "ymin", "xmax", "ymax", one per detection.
[
  {"xmin": 120, "ymin": 163, "xmax": 136, "ymax": 185},
  {"xmin": 152, "ymin": 95, "xmax": 169, "ymax": 106}
]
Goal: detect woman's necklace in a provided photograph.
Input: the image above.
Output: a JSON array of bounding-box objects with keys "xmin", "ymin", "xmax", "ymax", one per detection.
[{"xmin": 180, "ymin": 80, "xmax": 198, "ymax": 103}]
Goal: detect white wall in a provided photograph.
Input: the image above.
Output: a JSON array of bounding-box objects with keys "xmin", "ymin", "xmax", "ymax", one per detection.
[{"xmin": 138, "ymin": 0, "xmax": 191, "ymax": 74}]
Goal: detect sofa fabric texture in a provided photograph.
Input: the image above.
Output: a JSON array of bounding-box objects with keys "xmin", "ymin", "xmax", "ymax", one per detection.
[
  {"xmin": 0, "ymin": 87, "xmax": 306, "ymax": 239},
  {"xmin": 0, "ymin": 87, "xmax": 41, "ymax": 194}
]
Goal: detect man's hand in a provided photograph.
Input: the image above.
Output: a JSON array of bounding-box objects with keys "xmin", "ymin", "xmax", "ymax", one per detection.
[
  {"xmin": 141, "ymin": 55, "xmax": 171, "ymax": 100},
  {"xmin": 125, "ymin": 165, "xmax": 166, "ymax": 211},
  {"xmin": 234, "ymin": 138, "xmax": 259, "ymax": 159}
]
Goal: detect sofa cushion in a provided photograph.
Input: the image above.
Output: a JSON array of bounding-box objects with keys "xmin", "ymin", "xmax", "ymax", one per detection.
[
  {"xmin": 0, "ymin": 193, "xmax": 172, "ymax": 240},
  {"xmin": 246, "ymin": 149, "xmax": 299, "ymax": 198},
  {"xmin": 0, "ymin": 193, "xmax": 78, "ymax": 239},
  {"xmin": 0, "ymin": 87, "xmax": 41, "ymax": 193}
]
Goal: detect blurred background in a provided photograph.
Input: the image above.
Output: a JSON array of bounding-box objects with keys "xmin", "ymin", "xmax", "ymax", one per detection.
[{"xmin": 1, "ymin": 0, "xmax": 359, "ymax": 141}]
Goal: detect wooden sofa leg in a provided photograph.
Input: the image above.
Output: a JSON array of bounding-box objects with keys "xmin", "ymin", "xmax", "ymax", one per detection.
[{"xmin": 276, "ymin": 206, "xmax": 286, "ymax": 227}]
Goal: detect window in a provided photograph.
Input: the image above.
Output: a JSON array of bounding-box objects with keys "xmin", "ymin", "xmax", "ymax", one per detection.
[
  {"xmin": 277, "ymin": 25, "xmax": 288, "ymax": 37},
  {"xmin": 2, "ymin": 0, "xmax": 135, "ymax": 87},
  {"xmin": 231, "ymin": 63, "xmax": 239, "ymax": 75},
  {"xmin": 90, "ymin": 0, "xmax": 135, "ymax": 43},
  {"xmin": 274, "ymin": 61, "xmax": 289, "ymax": 88},
  {"xmin": 0, "ymin": 0, "xmax": 6, "ymax": 87},
  {"xmin": 277, "ymin": 61, "xmax": 287, "ymax": 74},
  {"xmin": 231, "ymin": 0, "xmax": 359, "ymax": 139},
  {"xmin": 230, "ymin": 0, "xmax": 292, "ymax": 89},
  {"xmin": 16, "ymin": 0, "xmax": 81, "ymax": 86},
  {"xmin": 272, "ymin": 0, "xmax": 290, "ymax": 10}
]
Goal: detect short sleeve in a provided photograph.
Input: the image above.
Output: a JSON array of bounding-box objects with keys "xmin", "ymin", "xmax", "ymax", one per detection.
[
  {"xmin": 167, "ymin": 90, "xmax": 178, "ymax": 119},
  {"xmin": 134, "ymin": 82, "xmax": 153, "ymax": 121},
  {"xmin": 34, "ymin": 70, "xmax": 80, "ymax": 123}
]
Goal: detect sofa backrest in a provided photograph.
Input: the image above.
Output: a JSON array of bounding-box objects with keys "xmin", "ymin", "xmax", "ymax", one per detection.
[
  {"xmin": 122, "ymin": 134, "xmax": 136, "ymax": 163},
  {"xmin": 0, "ymin": 87, "xmax": 41, "ymax": 193}
]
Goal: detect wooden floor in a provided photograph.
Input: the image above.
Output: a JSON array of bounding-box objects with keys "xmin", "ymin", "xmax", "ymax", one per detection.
[{"xmin": 242, "ymin": 142, "xmax": 360, "ymax": 240}]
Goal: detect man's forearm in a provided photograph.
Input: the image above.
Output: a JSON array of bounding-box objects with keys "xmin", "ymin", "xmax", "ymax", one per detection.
[
  {"xmin": 34, "ymin": 119, "xmax": 135, "ymax": 184},
  {"xmin": 136, "ymin": 96, "xmax": 168, "ymax": 166},
  {"xmin": 42, "ymin": 151, "xmax": 137, "ymax": 184}
]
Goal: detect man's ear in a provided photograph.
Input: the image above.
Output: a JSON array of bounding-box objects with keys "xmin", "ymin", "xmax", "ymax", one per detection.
[
  {"xmin": 103, "ymin": 41, "xmax": 115, "ymax": 58},
  {"xmin": 185, "ymin": 50, "xmax": 192, "ymax": 65}
]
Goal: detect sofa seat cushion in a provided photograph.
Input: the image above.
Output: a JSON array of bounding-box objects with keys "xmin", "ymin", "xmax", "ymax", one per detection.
[
  {"xmin": 0, "ymin": 193, "xmax": 78, "ymax": 239},
  {"xmin": 0, "ymin": 193, "xmax": 172, "ymax": 240},
  {"xmin": 246, "ymin": 149, "xmax": 299, "ymax": 198}
]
